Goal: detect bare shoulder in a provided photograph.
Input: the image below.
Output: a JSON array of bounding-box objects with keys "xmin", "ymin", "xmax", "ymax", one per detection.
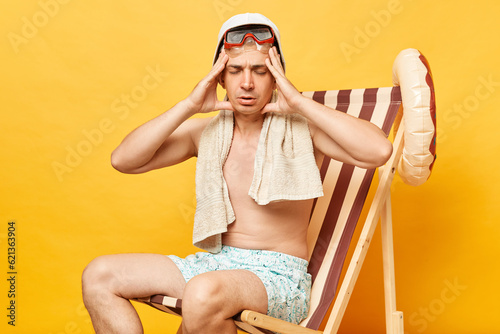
[{"xmin": 184, "ymin": 116, "xmax": 213, "ymax": 156}]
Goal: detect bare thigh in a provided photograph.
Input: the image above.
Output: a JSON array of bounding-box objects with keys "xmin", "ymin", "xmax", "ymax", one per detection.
[
  {"xmin": 86, "ymin": 253, "xmax": 187, "ymax": 299},
  {"xmin": 183, "ymin": 269, "xmax": 268, "ymax": 319}
]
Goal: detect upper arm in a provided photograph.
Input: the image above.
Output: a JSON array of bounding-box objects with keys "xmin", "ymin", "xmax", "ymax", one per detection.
[
  {"xmin": 126, "ymin": 117, "xmax": 212, "ymax": 174},
  {"xmin": 309, "ymin": 121, "xmax": 391, "ymax": 169},
  {"xmin": 309, "ymin": 122, "xmax": 358, "ymax": 167}
]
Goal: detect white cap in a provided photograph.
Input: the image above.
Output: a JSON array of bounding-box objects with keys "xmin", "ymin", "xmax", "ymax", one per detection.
[{"xmin": 213, "ymin": 13, "xmax": 285, "ymax": 70}]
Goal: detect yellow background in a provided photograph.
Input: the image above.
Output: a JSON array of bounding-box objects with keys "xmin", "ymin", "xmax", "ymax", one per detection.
[{"xmin": 1, "ymin": 0, "xmax": 499, "ymax": 333}]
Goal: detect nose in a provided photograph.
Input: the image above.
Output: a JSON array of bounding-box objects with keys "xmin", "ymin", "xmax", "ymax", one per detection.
[{"xmin": 240, "ymin": 70, "xmax": 254, "ymax": 90}]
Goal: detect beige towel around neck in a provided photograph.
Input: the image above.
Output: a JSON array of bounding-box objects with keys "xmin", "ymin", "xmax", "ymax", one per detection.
[{"xmin": 193, "ymin": 98, "xmax": 324, "ymax": 253}]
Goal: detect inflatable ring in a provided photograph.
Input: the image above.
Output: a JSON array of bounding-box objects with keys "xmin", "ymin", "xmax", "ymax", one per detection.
[{"xmin": 392, "ymin": 49, "xmax": 437, "ymax": 186}]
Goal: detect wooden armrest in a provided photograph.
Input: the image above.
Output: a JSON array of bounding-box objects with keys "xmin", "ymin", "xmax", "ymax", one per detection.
[{"xmin": 240, "ymin": 310, "xmax": 323, "ymax": 334}]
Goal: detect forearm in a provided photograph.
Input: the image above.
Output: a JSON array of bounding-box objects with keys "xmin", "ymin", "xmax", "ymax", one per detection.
[
  {"xmin": 297, "ymin": 96, "xmax": 392, "ymax": 166},
  {"xmin": 111, "ymin": 99, "xmax": 196, "ymax": 172},
  {"xmin": 264, "ymin": 46, "xmax": 391, "ymax": 167}
]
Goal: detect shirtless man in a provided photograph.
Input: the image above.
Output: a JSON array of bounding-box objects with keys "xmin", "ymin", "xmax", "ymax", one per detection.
[{"xmin": 81, "ymin": 13, "xmax": 393, "ymax": 334}]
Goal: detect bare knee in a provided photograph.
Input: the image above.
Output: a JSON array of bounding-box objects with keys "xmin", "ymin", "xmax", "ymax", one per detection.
[
  {"xmin": 183, "ymin": 275, "xmax": 225, "ymax": 313},
  {"xmin": 182, "ymin": 276, "xmax": 227, "ymax": 331},
  {"xmin": 81, "ymin": 255, "xmax": 118, "ymax": 303}
]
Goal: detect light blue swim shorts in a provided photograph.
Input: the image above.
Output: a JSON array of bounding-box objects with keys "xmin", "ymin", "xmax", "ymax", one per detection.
[{"xmin": 168, "ymin": 245, "xmax": 312, "ymax": 324}]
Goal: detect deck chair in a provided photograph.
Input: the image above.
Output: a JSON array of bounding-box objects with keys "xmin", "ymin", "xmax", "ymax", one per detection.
[{"xmin": 133, "ymin": 48, "xmax": 436, "ymax": 334}]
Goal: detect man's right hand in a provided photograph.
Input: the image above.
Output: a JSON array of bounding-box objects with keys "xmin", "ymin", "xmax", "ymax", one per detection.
[
  {"xmin": 111, "ymin": 51, "xmax": 234, "ymax": 174},
  {"xmin": 184, "ymin": 50, "xmax": 234, "ymax": 114}
]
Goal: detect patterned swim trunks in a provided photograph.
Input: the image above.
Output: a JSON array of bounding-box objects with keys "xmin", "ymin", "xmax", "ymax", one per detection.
[{"xmin": 168, "ymin": 245, "xmax": 312, "ymax": 324}]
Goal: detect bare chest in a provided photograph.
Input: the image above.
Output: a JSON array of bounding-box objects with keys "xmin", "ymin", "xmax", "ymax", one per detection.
[
  {"xmin": 220, "ymin": 133, "xmax": 312, "ymax": 257},
  {"xmin": 222, "ymin": 137, "xmax": 258, "ymax": 198}
]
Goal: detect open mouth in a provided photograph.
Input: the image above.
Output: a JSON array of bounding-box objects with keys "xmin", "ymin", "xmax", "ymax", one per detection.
[{"xmin": 238, "ymin": 96, "xmax": 256, "ymax": 105}]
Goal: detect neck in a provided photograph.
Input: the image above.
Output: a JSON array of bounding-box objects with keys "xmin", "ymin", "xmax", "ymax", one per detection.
[{"xmin": 233, "ymin": 111, "xmax": 265, "ymax": 138}]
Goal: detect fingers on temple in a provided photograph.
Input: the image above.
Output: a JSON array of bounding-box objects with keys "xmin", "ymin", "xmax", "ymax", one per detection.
[
  {"xmin": 266, "ymin": 50, "xmax": 284, "ymax": 79},
  {"xmin": 205, "ymin": 51, "xmax": 227, "ymax": 83},
  {"xmin": 214, "ymin": 51, "xmax": 228, "ymax": 71},
  {"xmin": 270, "ymin": 47, "xmax": 284, "ymax": 72}
]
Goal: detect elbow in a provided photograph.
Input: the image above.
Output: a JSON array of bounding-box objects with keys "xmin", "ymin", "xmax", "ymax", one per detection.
[
  {"xmin": 372, "ymin": 140, "xmax": 393, "ymax": 168},
  {"xmin": 110, "ymin": 150, "xmax": 132, "ymax": 174},
  {"xmin": 359, "ymin": 139, "xmax": 393, "ymax": 169}
]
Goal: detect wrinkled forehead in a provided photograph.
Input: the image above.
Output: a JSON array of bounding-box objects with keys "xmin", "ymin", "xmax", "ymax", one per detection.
[{"xmin": 225, "ymin": 49, "xmax": 270, "ymax": 67}]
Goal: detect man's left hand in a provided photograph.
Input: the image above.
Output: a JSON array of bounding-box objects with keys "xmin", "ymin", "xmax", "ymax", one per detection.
[{"xmin": 262, "ymin": 47, "xmax": 306, "ymax": 115}]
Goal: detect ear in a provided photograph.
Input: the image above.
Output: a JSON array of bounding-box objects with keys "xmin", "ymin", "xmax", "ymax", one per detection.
[{"xmin": 218, "ymin": 75, "xmax": 226, "ymax": 89}]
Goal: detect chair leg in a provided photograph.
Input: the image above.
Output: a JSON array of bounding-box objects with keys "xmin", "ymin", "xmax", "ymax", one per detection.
[
  {"xmin": 392, "ymin": 311, "xmax": 404, "ymax": 334},
  {"xmin": 380, "ymin": 190, "xmax": 404, "ymax": 334}
]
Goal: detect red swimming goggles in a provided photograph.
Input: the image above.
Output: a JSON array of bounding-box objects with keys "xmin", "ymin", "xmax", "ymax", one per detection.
[{"xmin": 223, "ymin": 25, "xmax": 275, "ymax": 49}]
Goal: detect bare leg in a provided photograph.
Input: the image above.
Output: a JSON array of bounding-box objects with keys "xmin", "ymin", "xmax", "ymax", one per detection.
[
  {"xmin": 81, "ymin": 253, "xmax": 186, "ymax": 334},
  {"xmin": 181, "ymin": 270, "xmax": 268, "ymax": 334}
]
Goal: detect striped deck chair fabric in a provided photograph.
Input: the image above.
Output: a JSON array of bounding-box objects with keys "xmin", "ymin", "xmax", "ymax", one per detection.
[
  {"xmin": 133, "ymin": 49, "xmax": 435, "ymax": 334},
  {"xmin": 134, "ymin": 86, "xmax": 403, "ymax": 333},
  {"xmin": 298, "ymin": 87, "xmax": 401, "ymax": 331}
]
